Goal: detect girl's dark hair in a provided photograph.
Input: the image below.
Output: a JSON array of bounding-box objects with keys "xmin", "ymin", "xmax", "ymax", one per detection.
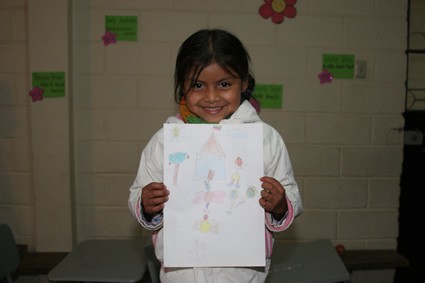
[{"xmin": 174, "ymin": 28, "xmax": 255, "ymax": 104}]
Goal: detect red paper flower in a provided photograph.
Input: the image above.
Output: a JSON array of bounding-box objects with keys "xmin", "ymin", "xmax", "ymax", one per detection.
[{"xmin": 259, "ymin": 0, "xmax": 297, "ymax": 24}]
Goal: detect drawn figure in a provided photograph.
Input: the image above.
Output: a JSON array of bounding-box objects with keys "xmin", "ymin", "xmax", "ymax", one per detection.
[
  {"xmin": 229, "ymin": 189, "xmax": 239, "ymax": 202},
  {"xmin": 207, "ymin": 169, "xmax": 215, "ymax": 183},
  {"xmin": 169, "ymin": 125, "xmax": 186, "ymax": 143},
  {"xmin": 193, "ymin": 169, "xmax": 226, "ymax": 233},
  {"xmin": 246, "ymin": 186, "xmax": 258, "ymax": 198},
  {"xmin": 193, "ymin": 214, "xmax": 219, "ymax": 234},
  {"xmin": 168, "ymin": 152, "xmax": 189, "ymax": 185},
  {"xmin": 228, "ymin": 156, "xmax": 243, "ymax": 188},
  {"xmin": 227, "ymin": 189, "xmax": 244, "ymax": 214},
  {"xmin": 193, "ymin": 170, "xmax": 226, "ymax": 209},
  {"xmin": 227, "ymin": 185, "xmax": 259, "ymax": 215}
]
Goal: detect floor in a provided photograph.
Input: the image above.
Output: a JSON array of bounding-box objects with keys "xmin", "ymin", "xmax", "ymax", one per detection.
[{"xmin": 1, "ymin": 272, "xmax": 154, "ymax": 283}]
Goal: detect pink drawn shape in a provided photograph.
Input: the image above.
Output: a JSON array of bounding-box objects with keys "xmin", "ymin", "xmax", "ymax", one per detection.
[
  {"xmin": 193, "ymin": 190, "xmax": 226, "ymax": 205},
  {"xmin": 212, "ymin": 191, "xmax": 226, "ymax": 203},
  {"xmin": 29, "ymin": 86, "xmax": 44, "ymax": 102},
  {"xmin": 102, "ymin": 31, "xmax": 117, "ymax": 46},
  {"xmin": 318, "ymin": 69, "xmax": 333, "ymax": 84},
  {"xmin": 194, "ymin": 192, "xmax": 205, "ymax": 205},
  {"xmin": 204, "ymin": 191, "xmax": 215, "ymax": 204}
]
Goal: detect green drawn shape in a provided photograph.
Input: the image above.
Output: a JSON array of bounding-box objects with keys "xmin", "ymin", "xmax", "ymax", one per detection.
[
  {"xmin": 105, "ymin": 15, "xmax": 138, "ymax": 41},
  {"xmin": 32, "ymin": 72, "xmax": 65, "ymax": 97},
  {"xmin": 322, "ymin": 53, "xmax": 355, "ymax": 79},
  {"xmin": 253, "ymin": 84, "xmax": 283, "ymax": 109}
]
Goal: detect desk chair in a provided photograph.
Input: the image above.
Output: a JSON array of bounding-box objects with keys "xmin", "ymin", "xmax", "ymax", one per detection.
[
  {"xmin": 144, "ymin": 242, "xmax": 160, "ymax": 283},
  {"xmin": 0, "ymin": 224, "xmax": 20, "ymax": 283}
]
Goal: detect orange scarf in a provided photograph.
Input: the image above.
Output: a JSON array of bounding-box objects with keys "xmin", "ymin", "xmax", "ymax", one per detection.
[{"xmin": 179, "ymin": 97, "xmax": 211, "ymax": 124}]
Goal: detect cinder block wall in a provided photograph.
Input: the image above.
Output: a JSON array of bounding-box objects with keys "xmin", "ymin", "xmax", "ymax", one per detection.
[
  {"xmin": 1, "ymin": 0, "xmax": 408, "ymax": 258},
  {"xmin": 0, "ymin": 0, "xmax": 34, "ymax": 247}
]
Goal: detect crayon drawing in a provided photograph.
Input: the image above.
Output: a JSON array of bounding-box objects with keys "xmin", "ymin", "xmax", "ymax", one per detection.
[
  {"xmin": 168, "ymin": 152, "xmax": 189, "ymax": 186},
  {"xmin": 163, "ymin": 123, "xmax": 265, "ymax": 267},
  {"xmin": 194, "ymin": 128, "xmax": 226, "ymax": 180}
]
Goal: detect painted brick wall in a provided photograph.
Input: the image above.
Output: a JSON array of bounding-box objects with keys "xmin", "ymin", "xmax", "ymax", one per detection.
[
  {"xmin": 0, "ymin": 0, "xmax": 34, "ymax": 247},
  {"xmin": 0, "ymin": 0, "xmax": 410, "ymax": 257},
  {"xmin": 70, "ymin": 0, "xmax": 408, "ymax": 250}
]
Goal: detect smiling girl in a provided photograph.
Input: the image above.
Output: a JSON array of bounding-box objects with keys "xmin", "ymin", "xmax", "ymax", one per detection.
[{"xmin": 129, "ymin": 28, "xmax": 302, "ymax": 283}]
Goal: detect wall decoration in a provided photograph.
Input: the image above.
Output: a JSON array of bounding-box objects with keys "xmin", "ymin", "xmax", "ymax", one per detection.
[
  {"xmin": 252, "ymin": 84, "xmax": 283, "ymax": 109},
  {"xmin": 259, "ymin": 0, "xmax": 297, "ymax": 24},
  {"xmin": 31, "ymin": 72, "xmax": 65, "ymax": 98},
  {"xmin": 318, "ymin": 69, "xmax": 333, "ymax": 84},
  {"xmin": 102, "ymin": 31, "xmax": 117, "ymax": 46},
  {"xmin": 105, "ymin": 15, "xmax": 138, "ymax": 41},
  {"xmin": 322, "ymin": 53, "xmax": 355, "ymax": 79},
  {"xmin": 28, "ymin": 86, "xmax": 44, "ymax": 102},
  {"xmin": 163, "ymin": 123, "xmax": 265, "ymax": 267}
]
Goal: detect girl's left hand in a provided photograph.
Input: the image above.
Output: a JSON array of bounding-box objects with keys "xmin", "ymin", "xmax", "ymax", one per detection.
[{"xmin": 259, "ymin": 176, "xmax": 288, "ymax": 220}]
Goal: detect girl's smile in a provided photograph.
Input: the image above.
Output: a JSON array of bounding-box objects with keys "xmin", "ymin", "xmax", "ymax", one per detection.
[{"xmin": 184, "ymin": 63, "xmax": 247, "ymax": 123}]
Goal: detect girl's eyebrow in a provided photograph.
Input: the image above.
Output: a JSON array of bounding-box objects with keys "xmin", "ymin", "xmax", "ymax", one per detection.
[
  {"xmin": 189, "ymin": 76, "xmax": 238, "ymax": 83},
  {"xmin": 219, "ymin": 76, "xmax": 238, "ymax": 81}
]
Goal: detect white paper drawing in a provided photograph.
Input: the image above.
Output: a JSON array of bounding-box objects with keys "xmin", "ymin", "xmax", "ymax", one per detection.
[{"xmin": 163, "ymin": 123, "xmax": 265, "ymax": 267}]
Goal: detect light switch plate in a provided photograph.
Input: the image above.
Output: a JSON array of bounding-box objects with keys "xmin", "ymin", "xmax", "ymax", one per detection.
[{"xmin": 355, "ymin": 60, "xmax": 367, "ymax": 79}]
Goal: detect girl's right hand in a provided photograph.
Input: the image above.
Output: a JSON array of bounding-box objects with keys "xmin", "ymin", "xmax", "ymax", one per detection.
[{"xmin": 141, "ymin": 182, "xmax": 169, "ymax": 216}]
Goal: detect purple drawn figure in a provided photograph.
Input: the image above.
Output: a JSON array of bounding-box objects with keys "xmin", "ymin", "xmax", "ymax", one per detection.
[{"xmin": 168, "ymin": 152, "xmax": 189, "ymax": 185}]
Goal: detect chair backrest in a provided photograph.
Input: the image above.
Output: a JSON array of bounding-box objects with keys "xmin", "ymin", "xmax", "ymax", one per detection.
[{"xmin": 0, "ymin": 224, "xmax": 20, "ymax": 283}]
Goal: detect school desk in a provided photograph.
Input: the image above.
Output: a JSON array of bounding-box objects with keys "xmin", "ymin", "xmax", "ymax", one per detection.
[
  {"xmin": 266, "ymin": 239, "xmax": 350, "ymax": 283},
  {"xmin": 48, "ymin": 239, "xmax": 146, "ymax": 283}
]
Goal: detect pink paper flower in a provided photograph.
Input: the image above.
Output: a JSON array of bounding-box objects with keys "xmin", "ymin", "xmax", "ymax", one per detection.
[
  {"xmin": 318, "ymin": 69, "xmax": 333, "ymax": 84},
  {"xmin": 29, "ymin": 86, "xmax": 44, "ymax": 102},
  {"xmin": 259, "ymin": 0, "xmax": 297, "ymax": 24},
  {"xmin": 102, "ymin": 31, "xmax": 117, "ymax": 46}
]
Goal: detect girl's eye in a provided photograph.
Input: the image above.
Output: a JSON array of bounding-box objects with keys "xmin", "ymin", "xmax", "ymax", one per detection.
[
  {"xmin": 193, "ymin": 82, "xmax": 203, "ymax": 90},
  {"xmin": 219, "ymin": 81, "xmax": 231, "ymax": 88}
]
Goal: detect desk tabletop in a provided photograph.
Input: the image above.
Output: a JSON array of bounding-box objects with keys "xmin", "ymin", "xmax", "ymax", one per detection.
[
  {"xmin": 48, "ymin": 239, "xmax": 146, "ymax": 283},
  {"xmin": 266, "ymin": 239, "xmax": 350, "ymax": 283}
]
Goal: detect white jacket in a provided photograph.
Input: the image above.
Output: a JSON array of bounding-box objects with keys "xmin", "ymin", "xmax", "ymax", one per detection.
[{"xmin": 129, "ymin": 101, "xmax": 302, "ymax": 283}]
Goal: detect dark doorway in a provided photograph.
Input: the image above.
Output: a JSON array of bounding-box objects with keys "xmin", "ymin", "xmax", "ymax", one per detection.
[
  {"xmin": 395, "ymin": 113, "xmax": 425, "ymax": 282},
  {"xmin": 395, "ymin": 1, "xmax": 425, "ymax": 281}
]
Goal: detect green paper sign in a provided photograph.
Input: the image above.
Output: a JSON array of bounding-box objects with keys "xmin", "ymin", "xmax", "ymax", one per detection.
[
  {"xmin": 253, "ymin": 84, "xmax": 283, "ymax": 109},
  {"xmin": 322, "ymin": 53, "xmax": 355, "ymax": 79},
  {"xmin": 105, "ymin": 15, "xmax": 138, "ymax": 41},
  {"xmin": 32, "ymin": 72, "xmax": 65, "ymax": 97}
]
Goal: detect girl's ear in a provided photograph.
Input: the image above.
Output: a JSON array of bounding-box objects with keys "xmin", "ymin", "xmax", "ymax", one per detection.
[{"xmin": 242, "ymin": 79, "xmax": 249, "ymax": 92}]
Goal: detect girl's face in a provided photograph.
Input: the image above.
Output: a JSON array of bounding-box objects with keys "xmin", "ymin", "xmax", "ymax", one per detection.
[{"xmin": 184, "ymin": 62, "xmax": 247, "ymax": 123}]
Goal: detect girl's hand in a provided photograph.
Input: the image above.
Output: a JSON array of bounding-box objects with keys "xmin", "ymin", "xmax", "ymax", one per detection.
[
  {"xmin": 141, "ymin": 182, "xmax": 169, "ymax": 217},
  {"xmin": 259, "ymin": 176, "xmax": 288, "ymax": 220}
]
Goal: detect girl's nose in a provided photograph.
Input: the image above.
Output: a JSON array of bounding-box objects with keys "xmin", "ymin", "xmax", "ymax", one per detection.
[{"xmin": 205, "ymin": 87, "xmax": 220, "ymax": 102}]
